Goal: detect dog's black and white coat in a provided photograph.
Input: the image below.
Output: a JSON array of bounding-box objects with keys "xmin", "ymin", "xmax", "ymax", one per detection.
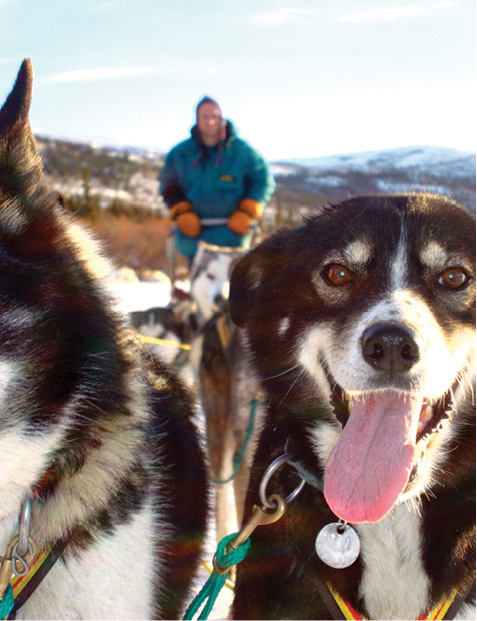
[
  {"xmin": 0, "ymin": 60, "xmax": 208, "ymax": 619},
  {"xmin": 229, "ymin": 194, "xmax": 475, "ymax": 620}
]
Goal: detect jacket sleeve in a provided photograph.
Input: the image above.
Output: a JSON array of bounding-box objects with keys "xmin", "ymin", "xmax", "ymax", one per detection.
[
  {"xmin": 243, "ymin": 145, "xmax": 276, "ymax": 205},
  {"xmin": 158, "ymin": 149, "xmax": 187, "ymax": 207}
]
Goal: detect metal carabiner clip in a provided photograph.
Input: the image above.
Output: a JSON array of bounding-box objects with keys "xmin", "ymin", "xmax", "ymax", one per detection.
[
  {"xmin": 12, "ymin": 498, "xmax": 36, "ymax": 577},
  {"xmin": 17, "ymin": 498, "xmax": 32, "ymax": 558}
]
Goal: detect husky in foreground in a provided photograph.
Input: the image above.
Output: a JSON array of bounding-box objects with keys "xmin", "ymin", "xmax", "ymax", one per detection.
[
  {"xmin": 229, "ymin": 193, "xmax": 475, "ymax": 619},
  {"xmin": 0, "ymin": 59, "xmax": 208, "ymax": 619}
]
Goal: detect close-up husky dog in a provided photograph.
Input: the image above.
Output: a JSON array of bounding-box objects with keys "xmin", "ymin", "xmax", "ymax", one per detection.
[
  {"xmin": 229, "ymin": 193, "xmax": 475, "ymax": 620},
  {"xmin": 0, "ymin": 59, "xmax": 208, "ymax": 619}
]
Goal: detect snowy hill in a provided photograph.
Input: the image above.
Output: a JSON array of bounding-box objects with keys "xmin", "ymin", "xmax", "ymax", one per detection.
[
  {"xmin": 272, "ymin": 146, "xmax": 475, "ymax": 212},
  {"xmin": 36, "ymin": 136, "xmax": 475, "ymax": 215},
  {"xmin": 288, "ymin": 146, "xmax": 473, "ymax": 176},
  {"xmin": 37, "ymin": 134, "xmax": 167, "ymax": 213}
]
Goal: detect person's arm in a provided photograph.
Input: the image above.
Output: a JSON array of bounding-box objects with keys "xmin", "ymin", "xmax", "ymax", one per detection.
[
  {"xmin": 159, "ymin": 150, "xmax": 187, "ymax": 206},
  {"xmin": 243, "ymin": 149, "xmax": 276, "ymax": 205},
  {"xmin": 159, "ymin": 150, "xmax": 201, "ymax": 237},
  {"xmin": 228, "ymin": 147, "xmax": 276, "ymax": 235}
]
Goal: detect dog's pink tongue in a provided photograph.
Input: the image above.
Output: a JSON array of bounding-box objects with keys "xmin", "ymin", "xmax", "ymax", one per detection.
[{"xmin": 324, "ymin": 391, "xmax": 421, "ymax": 523}]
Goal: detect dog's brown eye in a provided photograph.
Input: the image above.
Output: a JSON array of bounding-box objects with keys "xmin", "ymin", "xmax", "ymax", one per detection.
[
  {"xmin": 326, "ymin": 264, "xmax": 352, "ymax": 286},
  {"xmin": 439, "ymin": 268, "xmax": 468, "ymax": 289}
]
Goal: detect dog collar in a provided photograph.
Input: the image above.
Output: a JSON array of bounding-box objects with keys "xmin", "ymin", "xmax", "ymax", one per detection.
[
  {"xmin": 1, "ymin": 544, "xmax": 50, "ymax": 619},
  {"xmin": 0, "ymin": 478, "xmax": 65, "ymax": 619},
  {"xmin": 284, "ymin": 438, "xmax": 324, "ymax": 492},
  {"xmin": 326, "ymin": 582, "xmax": 459, "ymax": 621}
]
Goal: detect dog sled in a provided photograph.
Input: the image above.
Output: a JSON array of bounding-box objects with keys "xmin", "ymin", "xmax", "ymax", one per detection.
[
  {"xmin": 166, "ymin": 217, "xmax": 262, "ymax": 298},
  {"xmin": 131, "ymin": 217, "xmax": 261, "ymax": 366}
]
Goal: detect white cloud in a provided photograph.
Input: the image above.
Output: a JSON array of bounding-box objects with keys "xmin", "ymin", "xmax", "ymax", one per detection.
[
  {"xmin": 42, "ymin": 61, "xmax": 277, "ymax": 84},
  {"xmin": 44, "ymin": 67, "xmax": 157, "ymax": 83},
  {"xmin": 338, "ymin": 6, "xmax": 429, "ymax": 23},
  {"xmin": 251, "ymin": 7, "xmax": 306, "ymax": 24}
]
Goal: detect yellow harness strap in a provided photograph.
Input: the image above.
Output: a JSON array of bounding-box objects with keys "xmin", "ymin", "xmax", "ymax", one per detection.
[{"xmin": 141, "ymin": 335, "xmax": 191, "ymax": 350}]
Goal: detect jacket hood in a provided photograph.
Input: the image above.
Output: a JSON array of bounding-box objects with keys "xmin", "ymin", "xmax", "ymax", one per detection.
[{"xmin": 190, "ymin": 119, "xmax": 237, "ymax": 147}]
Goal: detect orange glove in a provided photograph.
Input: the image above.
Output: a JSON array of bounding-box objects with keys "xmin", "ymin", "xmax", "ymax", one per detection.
[
  {"xmin": 170, "ymin": 201, "xmax": 201, "ymax": 238},
  {"xmin": 227, "ymin": 210, "xmax": 252, "ymax": 235},
  {"xmin": 227, "ymin": 199, "xmax": 263, "ymax": 235}
]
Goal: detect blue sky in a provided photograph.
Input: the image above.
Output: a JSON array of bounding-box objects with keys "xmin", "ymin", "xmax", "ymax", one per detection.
[{"xmin": 0, "ymin": 0, "xmax": 474, "ymax": 160}]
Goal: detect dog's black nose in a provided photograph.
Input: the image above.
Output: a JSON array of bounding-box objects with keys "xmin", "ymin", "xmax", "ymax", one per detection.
[{"xmin": 362, "ymin": 322, "xmax": 419, "ymax": 375}]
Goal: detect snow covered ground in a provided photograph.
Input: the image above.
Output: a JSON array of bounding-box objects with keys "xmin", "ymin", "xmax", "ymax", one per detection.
[{"xmin": 110, "ymin": 280, "xmax": 171, "ymax": 312}]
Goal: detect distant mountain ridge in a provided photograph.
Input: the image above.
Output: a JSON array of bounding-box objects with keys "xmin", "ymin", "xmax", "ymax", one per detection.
[
  {"xmin": 36, "ymin": 136, "xmax": 475, "ymax": 214},
  {"xmin": 272, "ymin": 145, "xmax": 475, "ymax": 212},
  {"xmin": 286, "ymin": 146, "xmax": 474, "ymax": 176}
]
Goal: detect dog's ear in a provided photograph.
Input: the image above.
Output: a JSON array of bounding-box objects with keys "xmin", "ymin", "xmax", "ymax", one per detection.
[
  {"xmin": 229, "ymin": 247, "xmax": 268, "ymax": 327},
  {"xmin": 0, "ymin": 59, "xmax": 33, "ymax": 132},
  {"xmin": 0, "ymin": 60, "xmax": 63, "ymax": 256},
  {"xmin": 0, "ymin": 58, "xmax": 43, "ymax": 185},
  {"xmin": 230, "ymin": 229, "xmax": 302, "ymax": 327},
  {"xmin": 227, "ymin": 250, "xmax": 246, "ymax": 278}
]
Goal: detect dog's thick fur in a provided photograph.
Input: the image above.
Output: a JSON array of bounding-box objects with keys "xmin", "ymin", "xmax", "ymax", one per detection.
[
  {"xmin": 0, "ymin": 59, "xmax": 208, "ymax": 620},
  {"xmin": 229, "ymin": 193, "xmax": 475, "ymax": 620}
]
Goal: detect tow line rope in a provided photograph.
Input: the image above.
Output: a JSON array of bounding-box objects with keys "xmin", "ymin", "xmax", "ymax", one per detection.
[
  {"xmin": 184, "ymin": 452, "xmax": 302, "ymax": 621},
  {"xmin": 200, "ymin": 559, "xmax": 234, "ymax": 592},
  {"xmin": 0, "ymin": 587, "xmax": 13, "ymax": 620},
  {"xmin": 211, "ymin": 397, "xmax": 258, "ymax": 485},
  {"xmin": 185, "ymin": 534, "xmax": 251, "ymax": 620}
]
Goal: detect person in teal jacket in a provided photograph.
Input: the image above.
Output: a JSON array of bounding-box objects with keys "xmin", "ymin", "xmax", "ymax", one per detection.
[{"xmin": 159, "ymin": 96, "xmax": 275, "ymax": 258}]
